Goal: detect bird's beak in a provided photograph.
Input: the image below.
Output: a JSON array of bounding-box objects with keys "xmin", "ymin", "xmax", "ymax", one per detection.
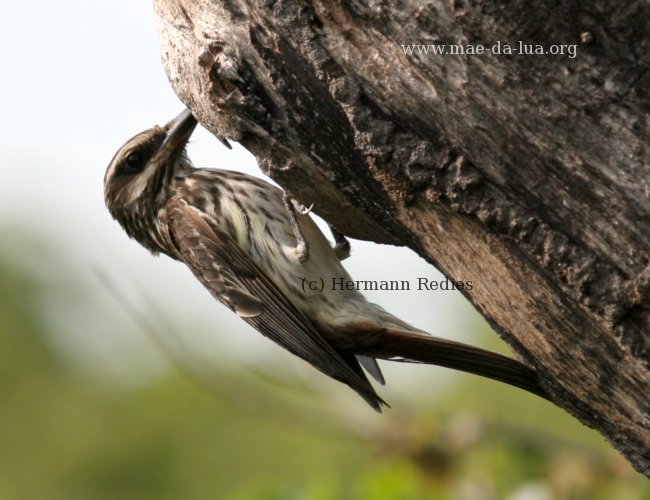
[{"xmin": 153, "ymin": 108, "xmax": 198, "ymax": 163}]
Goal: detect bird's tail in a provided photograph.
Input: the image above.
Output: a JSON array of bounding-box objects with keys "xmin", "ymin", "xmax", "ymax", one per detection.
[{"xmin": 332, "ymin": 323, "xmax": 549, "ymax": 400}]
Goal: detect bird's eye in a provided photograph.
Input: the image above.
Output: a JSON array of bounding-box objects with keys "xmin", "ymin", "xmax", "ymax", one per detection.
[{"xmin": 121, "ymin": 151, "xmax": 145, "ymax": 174}]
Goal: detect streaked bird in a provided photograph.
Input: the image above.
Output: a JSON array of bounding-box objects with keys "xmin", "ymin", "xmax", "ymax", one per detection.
[{"xmin": 104, "ymin": 109, "xmax": 548, "ymax": 410}]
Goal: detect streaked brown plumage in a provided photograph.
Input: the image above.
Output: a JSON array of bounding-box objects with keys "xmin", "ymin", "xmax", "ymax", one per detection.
[{"xmin": 104, "ymin": 109, "xmax": 549, "ymax": 411}]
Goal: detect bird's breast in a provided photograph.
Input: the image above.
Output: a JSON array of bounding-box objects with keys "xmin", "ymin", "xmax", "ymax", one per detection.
[{"xmin": 178, "ymin": 170, "xmax": 375, "ymax": 321}]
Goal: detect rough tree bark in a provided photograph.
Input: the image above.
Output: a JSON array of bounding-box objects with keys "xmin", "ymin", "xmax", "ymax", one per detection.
[{"xmin": 152, "ymin": 0, "xmax": 650, "ymax": 475}]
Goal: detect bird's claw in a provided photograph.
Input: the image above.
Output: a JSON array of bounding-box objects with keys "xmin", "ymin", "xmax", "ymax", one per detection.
[{"xmin": 297, "ymin": 203, "xmax": 314, "ymax": 216}]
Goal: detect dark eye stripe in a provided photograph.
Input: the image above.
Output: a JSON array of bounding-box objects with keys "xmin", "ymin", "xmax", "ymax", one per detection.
[
  {"xmin": 115, "ymin": 134, "xmax": 164, "ymax": 177},
  {"xmin": 120, "ymin": 151, "xmax": 145, "ymax": 174}
]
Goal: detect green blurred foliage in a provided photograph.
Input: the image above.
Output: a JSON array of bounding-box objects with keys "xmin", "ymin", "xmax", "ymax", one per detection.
[{"xmin": 0, "ymin": 253, "xmax": 648, "ymax": 500}]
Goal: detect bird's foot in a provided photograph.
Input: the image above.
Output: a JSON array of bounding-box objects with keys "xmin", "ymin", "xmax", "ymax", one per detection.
[
  {"xmin": 330, "ymin": 225, "xmax": 351, "ymax": 261},
  {"xmin": 283, "ymin": 192, "xmax": 310, "ymax": 263}
]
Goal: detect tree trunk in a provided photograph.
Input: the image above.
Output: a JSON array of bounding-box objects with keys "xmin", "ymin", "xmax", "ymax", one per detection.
[{"xmin": 152, "ymin": 0, "xmax": 650, "ymax": 475}]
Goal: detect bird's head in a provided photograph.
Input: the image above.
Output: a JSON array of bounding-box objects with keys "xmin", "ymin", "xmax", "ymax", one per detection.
[{"xmin": 104, "ymin": 109, "xmax": 198, "ymax": 217}]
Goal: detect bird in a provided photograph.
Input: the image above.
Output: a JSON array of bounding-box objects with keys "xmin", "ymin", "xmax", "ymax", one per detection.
[{"xmin": 104, "ymin": 108, "xmax": 549, "ymax": 411}]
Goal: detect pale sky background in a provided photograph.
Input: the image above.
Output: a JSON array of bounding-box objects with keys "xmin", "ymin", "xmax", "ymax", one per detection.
[{"xmin": 0, "ymin": 1, "xmax": 490, "ymax": 408}]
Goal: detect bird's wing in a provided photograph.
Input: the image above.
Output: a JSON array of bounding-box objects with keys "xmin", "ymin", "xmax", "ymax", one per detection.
[{"xmin": 166, "ymin": 196, "xmax": 385, "ymax": 411}]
